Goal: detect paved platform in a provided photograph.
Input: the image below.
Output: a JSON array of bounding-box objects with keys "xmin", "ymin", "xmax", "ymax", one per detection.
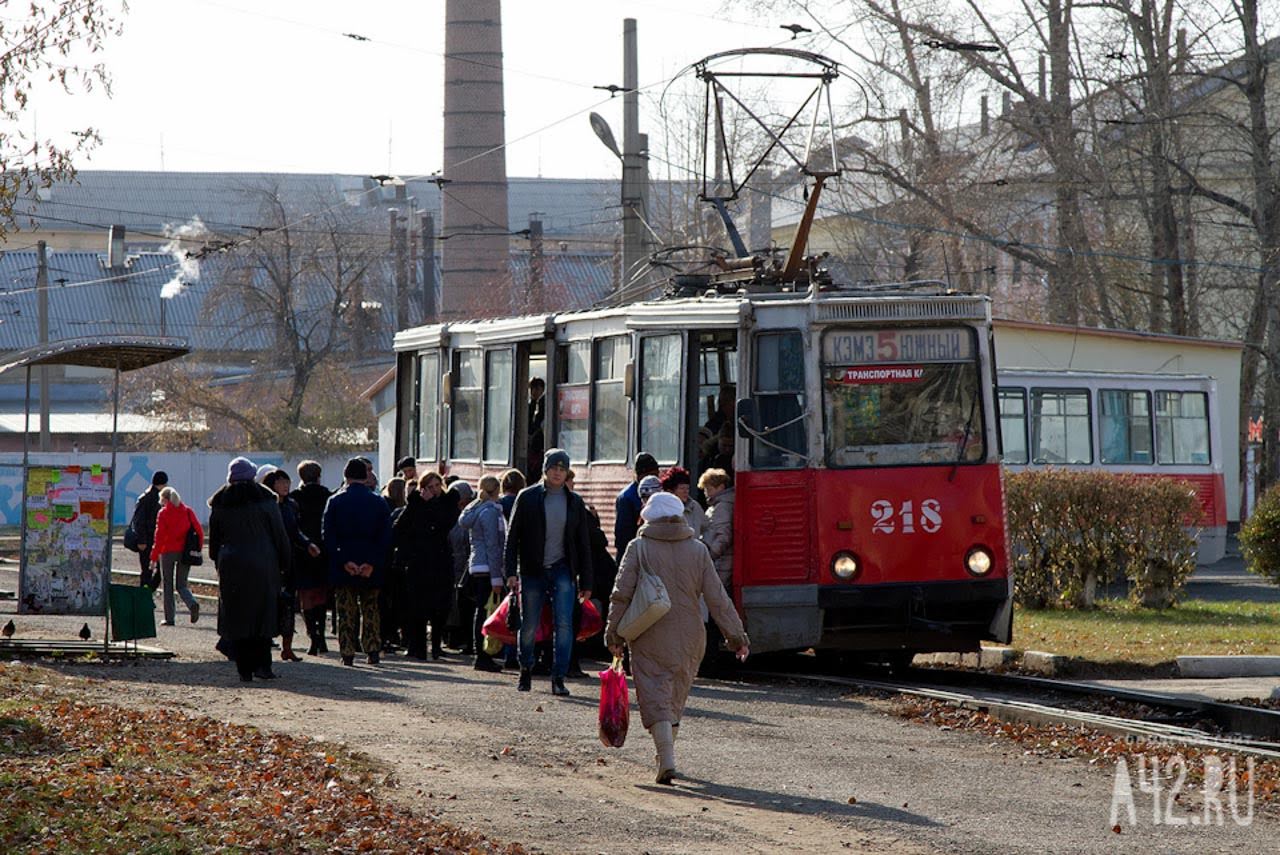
[{"xmin": 1087, "ymin": 675, "xmax": 1280, "ymax": 703}]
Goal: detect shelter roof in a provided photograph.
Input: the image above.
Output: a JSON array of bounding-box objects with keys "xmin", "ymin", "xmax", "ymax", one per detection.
[{"xmin": 0, "ymin": 335, "xmax": 189, "ymax": 376}]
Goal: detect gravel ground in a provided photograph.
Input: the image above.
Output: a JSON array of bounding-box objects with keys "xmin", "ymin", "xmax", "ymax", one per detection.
[{"xmin": 1, "ymin": 565, "xmax": 1276, "ymax": 854}]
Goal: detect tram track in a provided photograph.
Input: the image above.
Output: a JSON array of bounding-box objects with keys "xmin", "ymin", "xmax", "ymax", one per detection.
[{"xmin": 735, "ymin": 661, "xmax": 1280, "ymax": 760}]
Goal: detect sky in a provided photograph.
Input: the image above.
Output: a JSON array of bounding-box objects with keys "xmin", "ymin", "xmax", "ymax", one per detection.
[{"xmin": 29, "ymin": 0, "xmax": 803, "ymax": 180}]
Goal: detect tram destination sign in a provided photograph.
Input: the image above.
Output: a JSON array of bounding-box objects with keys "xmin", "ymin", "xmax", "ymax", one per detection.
[{"xmin": 824, "ymin": 328, "xmax": 974, "ymax": 365}]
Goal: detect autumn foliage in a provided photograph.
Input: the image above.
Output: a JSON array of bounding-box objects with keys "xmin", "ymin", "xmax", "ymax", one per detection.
[
  {"xmin": 1004, "ymin": 469, "xmax": 1199, "ymax": 610},
  {"xmin": 0, "ymin": 664, "xmax": 527, "ymax": 854}
]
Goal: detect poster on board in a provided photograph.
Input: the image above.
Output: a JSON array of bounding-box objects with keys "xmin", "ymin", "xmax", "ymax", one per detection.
[{"xmin": 18, "ymin": 464, "xmax": 113, "ymax": 615}]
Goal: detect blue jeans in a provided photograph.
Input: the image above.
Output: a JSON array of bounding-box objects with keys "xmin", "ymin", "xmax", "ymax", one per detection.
[{"xmin": 519, "ymin": 560, "xmax": 574, "ymax": 678}]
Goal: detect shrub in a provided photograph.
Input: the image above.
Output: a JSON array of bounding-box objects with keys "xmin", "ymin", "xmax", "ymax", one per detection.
[
  {"xmin": 1240, "ymin": 483, "xmax": 1280, "ymax": 586},
  {"xmin": 1005, "ymin": 469, "xmax": 1199, "ymax": 610}
]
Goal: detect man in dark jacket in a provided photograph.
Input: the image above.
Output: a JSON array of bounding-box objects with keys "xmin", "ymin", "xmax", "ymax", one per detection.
[
  {"xmin": 504, "ymin": 448, "xmax": 593, "ymax": 696},
  {"xmin": 130, "ymin": 470, "xmax": 168, "ymax": 586},
  {"xmin": 290, "ymin": 461, "xmax": 333, "ymax": 655},
  {"xmin": 323, "ymin": 458, "xmax": 393, "ymax": 666},
  {"xmin": 614, "ymin": 452, "xmax": 658, "ymax": 563}
]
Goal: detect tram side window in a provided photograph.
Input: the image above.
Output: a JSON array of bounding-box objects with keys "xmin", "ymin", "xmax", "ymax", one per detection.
[
  {"xmin": 451, "ymin": 349, "xmax": 482, "ymax": 460},
  {"xmin": 1155, "ymin": 391, "xmax": 1210, "ymax": 464},
  {"xmin": 640, "ymin": 334, "xmax": 682, "ymax": 464},
  {"xmin": 417, "ymin": 352, "xmax": 439, "ymax": 460},
  {"xmin": 593, "ymin": 336, "xmax": 630, "ymax": 461},
  {"xmin": 484, "ymin": 349, "xmax": 514, "ymax": 462},
  {"xmin": 997, "ymin": 387, "xmax": 1028, "ymax": 465},
  {"xmin": 752, "ymin": 331, "xmax": 806, "ymax": 468},
  {"xmin": 1100, "ymin": 389, "xmax": 1152, "ymax": 464},
  {"xmin": 556, "ymin": 341, "xmax": 591, "ymax": 464},
  {"xmin": 1030, "ymin": 389, "xmax": 1091, "ymax": 464}
]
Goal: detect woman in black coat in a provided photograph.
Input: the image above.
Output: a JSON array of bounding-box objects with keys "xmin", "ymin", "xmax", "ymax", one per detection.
[
  {"xmin": 393, "ymin": 472, "xmax": 460, "ymax": 659},
  {"xmin": 265, "ymin": 469, "xmax": 319, "ymax": 663},
  {"xmin": 210, "ymin": 457, "xmax": 290, "ymax": 682},
  {"xmin": 289, "ymin": 462, "xmax": 333, "ymax": 655}
]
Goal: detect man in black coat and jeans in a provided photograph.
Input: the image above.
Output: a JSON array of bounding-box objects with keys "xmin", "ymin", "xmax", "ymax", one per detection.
[
  {"xmin": 504, "ymin": 448, "xmax": 593, "ymax": 696},
  {"xmin": 130, "ymin": 471, "xmax": 167, "ymax": 587}
]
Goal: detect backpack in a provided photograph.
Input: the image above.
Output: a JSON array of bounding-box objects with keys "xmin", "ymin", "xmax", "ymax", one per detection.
[{"xmin": 123, "ymin": 501, "xmax": 144, "ymax": 553}]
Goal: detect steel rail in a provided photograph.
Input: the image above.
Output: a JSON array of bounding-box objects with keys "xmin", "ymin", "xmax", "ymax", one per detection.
[{"xmin": 737, "ymin": 668, "xmax": 1280, "ymax": 761}]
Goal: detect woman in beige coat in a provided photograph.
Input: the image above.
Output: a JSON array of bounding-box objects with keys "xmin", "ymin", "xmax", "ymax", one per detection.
[{"xmin": 606, "ymin": 492, "xmax": 749, "ymax": 784}]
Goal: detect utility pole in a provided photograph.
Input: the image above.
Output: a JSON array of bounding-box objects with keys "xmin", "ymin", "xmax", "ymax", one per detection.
[
  {"xmin": 528, "ymin": 214, "xmax": 544, "ymax": 312},
  {"xmin": 390, "ymin": 208, "xmax": 409, "ymax": 331},
  {"xmin": 420, "ymin": 213, "xmax": 436, "ymax": 322},
  {"xmin": 408, "ymin": 200, "xmax": 419, "ymax": 321},
  {"xmin": 621, "ymin": 18, "xmax": 648, "ymax": 296},
  {"xmin": 36, "ymin": 240, "xmax": 50, "ymax": 452}
]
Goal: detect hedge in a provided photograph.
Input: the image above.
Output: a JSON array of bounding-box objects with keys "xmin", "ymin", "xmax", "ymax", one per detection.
[
  {"xmin": 1240, "ymin": 483, "xmax": 1280, "ymax": 585},
  {"xmin": 1004, "ymin": 469, "xmax": 1200, "ymax": 610}
]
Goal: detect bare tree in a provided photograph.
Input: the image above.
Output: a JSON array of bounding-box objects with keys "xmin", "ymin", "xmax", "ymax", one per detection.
[
  {"xmin": 0, "ymin": 1, "xmax": 123, "ymax": 237},
  {"xmin": 127, "ymin": 183, "xmax": 392, "ymax": 453}
]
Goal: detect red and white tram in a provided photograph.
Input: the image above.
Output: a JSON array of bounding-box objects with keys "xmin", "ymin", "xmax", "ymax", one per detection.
[
  {"xmin": 392, "ymin": 287, "xmax": 1013, "ymax": 658},
  {"xmin": 997, "ymin": 369, "xmax": 1226, "ymax": 563}
]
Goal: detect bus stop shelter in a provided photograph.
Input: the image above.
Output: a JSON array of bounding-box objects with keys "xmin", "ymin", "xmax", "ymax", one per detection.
[{"xmin": 0, "ymin": 336, "xmax": 188, "ymax": 657}]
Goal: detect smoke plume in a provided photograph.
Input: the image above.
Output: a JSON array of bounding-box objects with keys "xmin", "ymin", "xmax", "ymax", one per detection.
[{"xmin": 159, "ymin": 216, "xmax": 210, "ymax": 299}]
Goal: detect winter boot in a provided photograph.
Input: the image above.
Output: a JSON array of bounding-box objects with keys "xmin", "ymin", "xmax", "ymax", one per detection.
[{"xmin": 652, "ymin": 721, "xmax": 676, "ymax": 784}]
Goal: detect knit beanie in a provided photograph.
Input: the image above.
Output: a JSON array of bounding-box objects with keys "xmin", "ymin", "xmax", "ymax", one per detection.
[
  {"xmin": 543, "ymin": 447, "xmax": 571, "ymax": 472},
  {"xmin": 641, "ymin": 492, "xmax": 685, "ymax": 522},
  {"xmin": 227, "ymin": 457, "xmax": 257, "ymax": 483},
  {"xmin": 637, "ymin": 475, "xmax": 663, "ymax": 502}
]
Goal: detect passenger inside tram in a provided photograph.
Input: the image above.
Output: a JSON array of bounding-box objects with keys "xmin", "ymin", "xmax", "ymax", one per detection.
[{"xmin": 526, "ymin": 377, "xmax": 546, "ymax": 478}]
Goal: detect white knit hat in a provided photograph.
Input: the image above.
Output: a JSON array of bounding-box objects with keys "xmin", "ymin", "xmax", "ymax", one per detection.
[
  {"xmin": 637, "ymin": 475, "xmax": 663, "ymax": 502},
  {"xmin": 641, "ymin": 491, "xmax": 685, "ymax": 522}
]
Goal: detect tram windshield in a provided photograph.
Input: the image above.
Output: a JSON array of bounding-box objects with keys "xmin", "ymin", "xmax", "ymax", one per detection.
[{"xmin": 822, "ymin": 327, "xmax": 986, "ymax": 467}]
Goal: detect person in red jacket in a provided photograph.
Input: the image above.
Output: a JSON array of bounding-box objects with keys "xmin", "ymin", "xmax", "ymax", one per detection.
[{"xmin": 151, "ymin": 486, "xmax": 203, "ymax": 626}]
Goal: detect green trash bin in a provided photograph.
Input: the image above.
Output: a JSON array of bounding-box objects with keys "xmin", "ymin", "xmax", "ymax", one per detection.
[{"xmin": 109, "ymin": 584, "xmax": 156, "ymax": 642}]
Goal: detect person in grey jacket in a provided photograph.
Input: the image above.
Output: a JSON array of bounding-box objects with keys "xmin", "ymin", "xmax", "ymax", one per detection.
[{"xmin": 459, "ymin": 475, "xmax": 507, "ymax": 672}]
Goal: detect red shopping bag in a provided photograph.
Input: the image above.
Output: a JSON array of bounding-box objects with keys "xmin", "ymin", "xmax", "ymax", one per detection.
[
  {"xmin": 536, "ymin": 598, "xmax": 604, "ymax": 642},
  {"xmin": 598, "ymin": 657, "xmax": 629, "ymax": 748},
  {"xmin": 482, "ymin": 593, "xmax": 519, "ymax": 646}
]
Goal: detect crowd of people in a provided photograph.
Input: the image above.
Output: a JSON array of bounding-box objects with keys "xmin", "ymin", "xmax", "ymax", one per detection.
[{"xmin": 129, "ymin": 445, "xmax": 749, "ymax": 782}]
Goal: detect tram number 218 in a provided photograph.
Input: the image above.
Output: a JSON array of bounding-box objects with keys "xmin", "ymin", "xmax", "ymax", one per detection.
[{"xmin": 870, "ymin": 499, "xmax": 942, "ymax": 534}]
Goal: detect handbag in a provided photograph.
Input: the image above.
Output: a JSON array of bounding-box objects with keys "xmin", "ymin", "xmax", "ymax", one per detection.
[
  {"xmin": 183, "ymin": 507, "xmax": 203, "ymax": 567},
  {"xmin": 615, "ymin": 540, "xmax": 671, "ymax": 642},
  {"xmin": 482, "ymin": 593, "xmax": 518, "ymax": 646}
]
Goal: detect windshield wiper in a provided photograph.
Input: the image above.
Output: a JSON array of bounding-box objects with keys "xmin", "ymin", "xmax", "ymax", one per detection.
[{"xmin": 949, "ymin": 392, "xmax": 980, "ymax": 482}]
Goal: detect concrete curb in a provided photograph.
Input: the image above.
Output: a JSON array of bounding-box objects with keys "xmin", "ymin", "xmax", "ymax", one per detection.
[
  {"xmin": 1177, "ymin": 655, "xmax": 1280, "ymax": 678},
  {"xmin": 1021, "ymin": 650, "xmax": 1066, "ymax": 676},
  {"xmin": 912, "ymin": 647, "xmax": 1017, "ymax": 670}
]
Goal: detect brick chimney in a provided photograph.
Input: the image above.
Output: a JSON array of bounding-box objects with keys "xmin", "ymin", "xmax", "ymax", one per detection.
[{"xmin": 441, "ymin": 0, "xmax": 510, "ymax": 318}]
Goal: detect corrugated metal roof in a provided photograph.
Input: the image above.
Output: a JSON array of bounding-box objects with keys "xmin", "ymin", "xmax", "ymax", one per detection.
[
  {"xmin": 0, "ymin": 249, "xmax": 616, "ymax": 354},
  {"xmin": 0, "ymin": 412, "xmax": 204, "ymax": 434},
  {"xmin": 12, "ymin": 171, "xmax": 640, "ymax": 238}
]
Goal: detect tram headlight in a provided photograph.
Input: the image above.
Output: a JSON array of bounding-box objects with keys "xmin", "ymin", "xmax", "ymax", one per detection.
[
  {"xmin": 965, "ymin": 546, "xmax": 993, "ymax": 577},
  {"xmin": 831, "ymin": 551, "xmax": 860, "ymax": 581}
]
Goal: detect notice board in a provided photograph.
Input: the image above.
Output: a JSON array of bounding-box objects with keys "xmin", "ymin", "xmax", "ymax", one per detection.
[{"xmin": 18, "ymin": 464, "xmax": 113, "ymax": 615}]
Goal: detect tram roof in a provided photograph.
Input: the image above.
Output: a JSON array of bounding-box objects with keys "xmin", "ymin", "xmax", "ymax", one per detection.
[{"xmin": 393, "ymin": 289, "xmax": 993, "ymax": 352}]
